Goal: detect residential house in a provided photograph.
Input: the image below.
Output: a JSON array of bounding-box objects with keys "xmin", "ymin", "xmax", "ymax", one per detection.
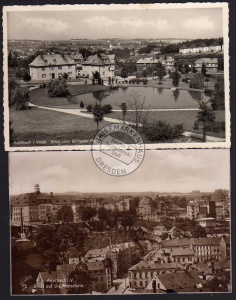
[
  {"xmin": 179, "ymin": 45, "xmax": 189, "ymax": 55},
  {"xmin": 81, "ymin": 53, "xmax": 115, "ymax": 79},
  {"xmin": 137, "ymin": 197, "xmax": 157, "ymax": 220},
  {"xmin": 194, "ymin": 58, "xmax": 218, "ymax": 72},
  {"xmin": 128, "ymin": 261, "xmax": 184, "ymax": 290},
  {"xmin": 198, "ymin": 43, "xmax": 210, "ymax": 53},
  {"xmin": 85, "ymin": 248, "xmax": 117, "ymax": 278},
  {"xmin": 153, "ymin": 225, "xmax": 167, "ymax": 237},
  {"xmin": 165, "ymin": 56, "xmax": 175, "ymax": 71},
  {"xmin": 146, "ymin": 270, "xmax": 203, "ymax": 293},
  {"xmin": 161, "ymin": 237, "xmax": 224, "ymax": 262},
  {"xmin": 29, "ymin": 53, "xmax": 76, "ymax": 81},
  {"xmin": 209, "ymin": 41, "xmax": 221, "ymax": 52}
]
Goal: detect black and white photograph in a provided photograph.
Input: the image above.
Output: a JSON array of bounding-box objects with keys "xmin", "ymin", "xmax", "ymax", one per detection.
[
  {"xmin": 10, "ymin": 149, "xmax": 231, "ymax": 295},
  {"xmin": 3, "ymin": 3, "xmax": 230, "ymax": 151}
]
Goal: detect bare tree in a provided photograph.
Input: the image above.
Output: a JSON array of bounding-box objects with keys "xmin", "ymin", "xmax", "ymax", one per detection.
[{"xmin": 126, "ymin": 91, "xmax": 150, "ymax": 132}]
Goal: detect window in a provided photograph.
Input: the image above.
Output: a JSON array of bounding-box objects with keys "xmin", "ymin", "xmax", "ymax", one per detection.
[
  {"xmin": 68, "ymin": 65, "xmax": 72, "ymax": 69},
  {"xmin": 50, "ymin": 67, "xmax": 54, "ymax": 70},
  {"xmin": 41, "ymin": 68, "xmax": 46, "ymax": 71},
  {"xmin": 58, "ymin": 66, "xmax": 62, "ymax": 70},
  {"xmin": 42, "ymin": 74, "xmax": 46, "ymax": 78}
]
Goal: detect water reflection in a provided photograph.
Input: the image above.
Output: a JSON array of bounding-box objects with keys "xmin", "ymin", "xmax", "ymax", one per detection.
[
  {"xmin": 172, "ymin": 89, "xmax": 180, "ymax": 102},
  {"xmin": 69, "ymin": 86, "xmax": 207, "ymax": 109},
  {"xmin": 157, "ymin": 87, "xmax": 163, "ymax": 96}
]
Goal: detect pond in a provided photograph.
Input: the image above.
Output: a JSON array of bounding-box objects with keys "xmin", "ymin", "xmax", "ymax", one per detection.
[{"xmin": 68, "ymin": 86, "xmax": 209, "ymax": 109}]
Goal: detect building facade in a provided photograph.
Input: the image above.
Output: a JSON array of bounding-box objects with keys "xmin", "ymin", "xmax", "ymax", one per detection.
[{"xmin": 29, "ymin": 54, "xmax": 76, "ymax": 81}]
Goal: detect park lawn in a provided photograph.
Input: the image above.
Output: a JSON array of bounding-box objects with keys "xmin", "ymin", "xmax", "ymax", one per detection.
[
  {"xmin": 107, "ymin": 110, "xmax": 226, "ymax": 139},
  {"xmin": 10, "ymin": 107, "xmax": 112, "ymax": 146},
  {"xmin": 29, "ymin": 84, "xmax": 109, "ymax": 108}
]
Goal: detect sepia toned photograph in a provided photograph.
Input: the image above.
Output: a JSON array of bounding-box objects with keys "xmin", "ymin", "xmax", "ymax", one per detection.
[
  {"xmin": 3, "ymin": 3, "xmax": 230, "ymax": 151},
  {"xmin": 10, "ymin": 149, "xmax": 231, "ymax": 295}
]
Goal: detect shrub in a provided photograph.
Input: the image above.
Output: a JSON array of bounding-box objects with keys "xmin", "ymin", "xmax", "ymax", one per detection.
[
  {"xmin": 80, "ymin": 101, "xmax": 84, "ymax": 108},
  {"xmin": 87, "ymin": 104, "xmax": 93, "ymax": 112},
  {"xmin": 143, "ymin": 121, "xmax": 184, "ymax": 142},
  {"xmin": 103, "ymin": 104, "xmax": 112, "ymax": 114},
  {"xmin": 189, "ymin": 73, "xmax": 204, "ymax": 89},
  {"xmin": 204, "ymin": 89, "xmax": 213, "ymax": 96},
  {"xmin": 47, "ymin": 79, "xmax": 70, "ymax": 97},
  {"xmin": 13, "ymin": 88, "xmax": 30, "ymax": 110}
]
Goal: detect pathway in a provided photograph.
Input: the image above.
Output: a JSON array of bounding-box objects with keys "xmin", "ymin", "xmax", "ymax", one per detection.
[{"xmin": 28, "ymin": 103, "xmax": 225, "ymax": 143}]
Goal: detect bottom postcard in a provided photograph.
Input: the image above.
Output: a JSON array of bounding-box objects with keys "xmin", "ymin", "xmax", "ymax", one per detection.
[{"xmin": 9, "ymin": 149, "xmax": 231, "ymax": 295}]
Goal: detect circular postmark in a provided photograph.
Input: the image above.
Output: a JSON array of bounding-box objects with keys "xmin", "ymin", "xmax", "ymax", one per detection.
[{"xmin": 91, "ymin": 123, "xmax": 145, "ymax": 176}]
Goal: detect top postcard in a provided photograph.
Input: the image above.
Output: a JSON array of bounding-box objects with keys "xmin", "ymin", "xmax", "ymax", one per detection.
[{"xmin": 3, "ymin": 3, "xmax": 230, "ymax": 151}]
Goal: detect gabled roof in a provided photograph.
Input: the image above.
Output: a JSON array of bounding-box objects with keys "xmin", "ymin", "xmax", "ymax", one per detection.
[
  {"xmin": 129, "ymin": 260, "xmax": 183, "ymax": 271},
  {"xmin": 210, "ymin": 41, "xmax": 221, "ymax": 47},
  {"xmin": 179, "ymin": 44, "xmax": 188, "ymax": 50},
  {"xmin": 29, "ymin": 54, "xmax": 75, "ymax": 67},
  {"xmin": 82, "ymin": 54, "xmax": 114, "ymax": 66},
  {"xmin": 38, "ymin": 271, "xmax": 58, "ymax": 282},
  {"xmin": 85, "ymin": 248, "xmax": 109, "ymax": 257},
  {"xmin": 198, "ymin": 42, "xmax": 208, "ymax": 48},
  {"xmin": 155, "ymin": 270, "xmax": 202, "ymax": 292}
]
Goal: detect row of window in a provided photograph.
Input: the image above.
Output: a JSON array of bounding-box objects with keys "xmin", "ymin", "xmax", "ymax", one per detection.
[{"xmin": 41, "ymin": 66, "xmax": 73, "ymax": 71}]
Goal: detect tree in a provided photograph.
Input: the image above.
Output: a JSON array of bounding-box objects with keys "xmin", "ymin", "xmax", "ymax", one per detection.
[
  {"xmin": 63, "ymin": 72, "xmax": 68, "ymax": 80},
  {"xmin": 120, "ymin": 210, "xmax": 137, "ymax": 232},
  {"xmin": 121, "ymin": 68, "xmax": 128, "ymax": 79},
  {"xmin": 155, "ymin": 62, "xmax": 166, "ymax": 83},
  {"xmin": 127, "ymin": 91, "xmax": 149, "ymax": 132},
  {"xmin": 80, "ymin": 101, "xmax": 84, "ymax": 108},
  {"xmin": 191, "ymin": 224, "xmax": 207, "ymax": 238},
  {"xmin": 184, "ymin": 63, "xmax": 191, "ymax": 74},
  {"xmin": 56, "ymin": 205, "xmax": 74, "ymax": 223},
  {"xmin": 80, "ymin": 207, "xmax": 97, "ymax": 222},
  {"xmin": 86, "ymin": 104, "xmax": 93, "ymax": 112},
  {"xmin": 172, "ymin": 71, "xmax": 181, "ymax": 87},
  {"xmin": 143, "ymin": 120, "xmax": 184, "ymax": 142},
  {"xmin": 8, "ymin": 77, "xmax": 18, "ymax": 107},
  {"xmin": 93, "ymin": 71, "xmax": 101, "ymax": 84},
  {"xmin": 97, "ymin": 207, "xmax": 109, "ymax": 229},
  {"xmin": 210, "ymin": 76, "xmax": 225, "ymax": 110},
  {"xmin": 201, "ymin": 62, "xmax": 207, "ymax": 77},
  {"xmin": 189, "ymin": 73, "xmax": 204, "ymax": 89},
  {"xmin": 93, "ymin": 103, "xmax": 104, "ymax": 132},
  {"xmin": 195, "ymin": 101, "xmax": 216, "ymax": 142},
  {"xmin": 103, "ymin": 104, "xmax": 112, "ymax": 114},
  {"xmin": 47, "ymin": 79, "xmax": 70, "ymax": 97},
  {"xmin": 23, "ymin": 72, "xmax": 31, "ymax": 85},
  {"xmin": 120, "ymin": 102, "xmax": 127, "ymax": 124},
  {"xmin": 13, "ymin": 88, "xmax": 29, "ymax": 110}
]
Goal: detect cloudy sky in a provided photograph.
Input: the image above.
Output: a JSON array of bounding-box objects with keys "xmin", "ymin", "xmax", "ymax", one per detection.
[
  {"xmin": 7, "ymin": 5, "xmax": 223, "ymax": 40},
  {"xmin": 9, "ymin": 149, "xmax": 230, "ymax": 195}
]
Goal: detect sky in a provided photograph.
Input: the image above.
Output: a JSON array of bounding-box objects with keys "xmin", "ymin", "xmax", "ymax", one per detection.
[
  {"xmin": 9, "ymin": 149, "xmax": 230, "ymax": 195},
  {"xmin": 7, "ymin": 6, "xmax": 223, "ymax": 40}
]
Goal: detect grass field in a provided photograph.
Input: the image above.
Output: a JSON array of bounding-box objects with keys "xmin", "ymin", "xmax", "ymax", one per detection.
[{"xmin": 10, "ymin": 107, "xmax": 111, "ymax": 146}]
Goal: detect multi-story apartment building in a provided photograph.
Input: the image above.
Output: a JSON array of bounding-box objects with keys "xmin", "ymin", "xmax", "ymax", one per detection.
[
  {"xmin": 161, "ymin": 236, "xmax": 229, "ymax": 262},
  {"xmin": 29, "ymin": 53, "xmax": 76, "ymax": 81},
  {"xmin": 81, "ymin": 53, "xmax": 115, "ymax": 79}
]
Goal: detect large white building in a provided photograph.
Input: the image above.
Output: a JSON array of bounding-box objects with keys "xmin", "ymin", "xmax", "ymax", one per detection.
[{"xmin": 29, "ymin": 53, "xmax": 76, "ymax": 81}]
